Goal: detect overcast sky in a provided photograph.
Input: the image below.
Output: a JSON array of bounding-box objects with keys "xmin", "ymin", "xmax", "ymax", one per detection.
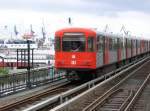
[{"xmin": 0, "ymin": 0, "xmax": 150, "ymax": 39}]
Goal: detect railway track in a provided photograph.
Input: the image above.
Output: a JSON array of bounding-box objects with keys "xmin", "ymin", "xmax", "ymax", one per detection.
[
  {"xmin": 0, "ymin": 81, "xmax": 74, "ymax": 111},
  {"xmin": 50, "ymin": 57, "xmax": 150, "ymax": 111},
  {"xmin": 124, "ymin": 74, "xmax": 150, "ymax": 111},
  {"xmin": 2, "ymin": 57, "xmax": 148, "ymax": 111},
  {"xmin": 22, "ymin": 58, "xmax": 139, "ymax": 111},
  {"xmin": 83, "ymin": 88, "xmax": 134, "ymax": 111},
  {"xmin": 124, "ymin": 72, "xmax": 150, "ymax": 111},
  {"xmin": 82, "ymin": 58, "xmax": 150, "ymax": 111}
]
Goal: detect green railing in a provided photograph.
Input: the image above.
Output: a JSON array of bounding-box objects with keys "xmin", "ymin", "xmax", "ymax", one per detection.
[{"xmin": 0, "ymin": 66, "xmax": 66, "ymax": 97}]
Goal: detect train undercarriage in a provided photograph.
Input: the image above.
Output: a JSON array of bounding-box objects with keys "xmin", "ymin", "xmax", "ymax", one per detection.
[{"xmin": 62, "ymin": 52, "xmax": 149, "ymax": 81}]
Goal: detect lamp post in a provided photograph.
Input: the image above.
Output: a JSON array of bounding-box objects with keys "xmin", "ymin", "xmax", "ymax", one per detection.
[
  {"xmin": 21, "ymin": 33, "xmax": 34, "ymax": 89},
  {"xmin": 27, "ymin": 40, "xmax": 31, "ymax": 88}
]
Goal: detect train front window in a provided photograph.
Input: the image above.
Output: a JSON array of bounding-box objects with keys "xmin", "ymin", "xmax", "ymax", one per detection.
[
  {"xmin": 88, "ymin": 37, "xmax": 95, "ymax": 52},
  {"xmin": 55, "ymin": 37, "xmax": 61, "ymax": 51},
  {"xmin": 62, "ymin": 35, "xmax": 85, "ymax": 52}
]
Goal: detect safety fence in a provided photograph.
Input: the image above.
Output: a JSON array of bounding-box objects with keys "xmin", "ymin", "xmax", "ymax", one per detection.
[{"xmin": 0, "ymin": 66, "xmax": 66, "ymax": 97}]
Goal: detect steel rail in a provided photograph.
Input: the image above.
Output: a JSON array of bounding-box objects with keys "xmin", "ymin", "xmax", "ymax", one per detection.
[
  {"xmin": 88, "ymin": 89, "xmax": 134, "ymax": 111},
  {"xmin": 84, "ymin": 89, "xmax": 123, "ymax": 111},
  {"xmin": 0, "ymin": 81, "xmax": 70, "ymax": 111},
  {"xmin": 119, "ymin": 90, "xmax": 134, "ymax": 111},
  {"xmin": 124, "ymin": 72, "xmax": 150, "ymax": 111},
  {"xmin": 50, "ymin": 56, "xmax": 149, "ymax": 111},
  {"xmin": 82, "ymin": 58, "xmax": 150, "ymax": 111}
]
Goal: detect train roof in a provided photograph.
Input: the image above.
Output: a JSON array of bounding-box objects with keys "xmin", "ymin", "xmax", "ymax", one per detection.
[
  {"xmin": 94, "ymin": 29, "xmax": 147, "ymax": 40},
  {"xmin": 96, "ymin": 30, "xmax": 123, "ymax": 39},
  {"xmin": 55, "ymin": 27, "xmax": 96, "ymax": 35},
  {"xmin": 55, "ymin": 27, "xmax": 148, "ymax": 41}
]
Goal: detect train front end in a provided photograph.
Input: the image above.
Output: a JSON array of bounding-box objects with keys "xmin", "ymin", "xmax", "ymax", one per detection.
[{"xmin": 55, "ymin": 28, "xmax": 96, "ymax": 80}]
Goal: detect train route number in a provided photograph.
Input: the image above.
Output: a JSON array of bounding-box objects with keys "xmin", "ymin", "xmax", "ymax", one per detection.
[{"xmin": 71, "ymin": 60, "xmax": 76, "ymax": 65}]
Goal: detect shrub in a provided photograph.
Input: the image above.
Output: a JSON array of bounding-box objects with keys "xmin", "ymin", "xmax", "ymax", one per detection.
[{"xmin": 0, "ymin": 68, "xmax": 9, "ymax": 76}]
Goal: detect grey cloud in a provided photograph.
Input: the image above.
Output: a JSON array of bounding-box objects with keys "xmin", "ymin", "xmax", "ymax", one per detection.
[
  {"xmin": 85, "ymin": 0, "xmax": 150, "ymax": 12},
  {"xmin": 0, "ymin": 0, "xmax": 106, "ymax": 14},
  {"xmin": 0, "ymin": 0, "xmax": 149, "ymax": 16}
]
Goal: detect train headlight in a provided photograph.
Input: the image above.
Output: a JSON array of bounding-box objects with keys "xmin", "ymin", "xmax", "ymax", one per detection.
[
  {"xmin": 83, "ymin": 60, "xmax": 91, "ymax": 65},
  {"xmin": 57, "ymin": 60, "xmax": 64, "ymax": 65}
]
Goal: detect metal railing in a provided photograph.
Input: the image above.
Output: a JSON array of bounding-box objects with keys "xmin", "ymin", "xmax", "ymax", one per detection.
[{"xmin": 0, "ymin": 66, "xmax": 66, "ymax": 97}]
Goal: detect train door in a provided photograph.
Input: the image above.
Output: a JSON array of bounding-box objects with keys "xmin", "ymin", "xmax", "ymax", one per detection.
[
  {"xmin": 146, "ymin": 41, "xmax": 148, "ymax": 52},
  {"xmin": 127, "ymin": 38, "xmax": 132, "ymax": 58},
  {"xmin": 55, "ymin": 37, "xmax": 62, "ymax": 68},
  {"xmin": 149, "ymin": 41, "xmax": 150, "ymax": 53},
  {"xmin": 144, "ymin": 40, "xmax": 146, "ymax": 53},
  {"xmin": 125, "ymin": 38, "xmax": 128, "ymax": 59},
  {"xmin": 96, "ymin": 35, "xmax": 104, "ymax": 67},
  {"xmin": 140, "ymin": 40, "xmax": 144, "ymax": 54},
  {"xmin": 137, "ymin": 39, "xmax": 140, "ymax": 55},
  {"xmin": 104, "ymin": 36, "xmax": 109, "ymax": 65},
  {"xmin": 126, "ymin": 38, "xmax": 128, "ymax": 59},
  {"xmin": 131, "ymin": 39, "xmax": 133, "ymax": 57},
  {"xmin": 132, "ymin": 39, "xmax": 136, "ymax": 57},
  {"xmin": 149, "ymin": 41, "xmax": 150, "ymax": 52},
  {"xmin": 122, "ymin": 37, "xmax": 126, "ymax": 60},
  {"xmin": 109, "ymin": 37, "xmax": 117, "ymax": 64},
  {"xmin": 148, "ymin": 41, "xmax": 150, "ymax": 52},
  {"xmin": 147, "ymin": 41, "xmax": 148, "ymax": 53},
  {"xmin": 120, "ymin": 37, "xmax": 125, "ymax": 60},
  {"xmin": 117, "ymin": 38, "xmax": 121, "ymax": 62},
  {"xmin": 145, "ymin": 41, "xmax": 148, "ymax": 53},
  {"xmin": 136, "ymin": 39, "xmax": 138, "ymax": 56}
]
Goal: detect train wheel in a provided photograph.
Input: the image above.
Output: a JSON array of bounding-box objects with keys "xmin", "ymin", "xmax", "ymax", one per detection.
[
  {"xmin": 66, "ymin": 71, "xmax": 79, "ymax": 81},
  {"xmin": 76, "ymin": 71, "xmax": 95, "ymax": 81}
]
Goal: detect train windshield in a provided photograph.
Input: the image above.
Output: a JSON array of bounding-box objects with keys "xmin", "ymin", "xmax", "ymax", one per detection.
[{"xmin": 62, "ymin": 34, "xmax": 85, "ymax": 52}]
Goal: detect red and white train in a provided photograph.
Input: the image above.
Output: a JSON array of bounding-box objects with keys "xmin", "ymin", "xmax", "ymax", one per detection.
[{"xmin": 55, "ymin": 27, "xmax": 150, "ymax": 80}]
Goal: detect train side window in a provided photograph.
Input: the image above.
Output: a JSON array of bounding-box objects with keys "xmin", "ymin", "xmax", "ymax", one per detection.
[
  {"xmin": 115, "ymin": 38, "xmax": 118, "ymax": 50},
  {"xmin": 123, "ymin": 38, "xmax": 126, "ymax": 48},
  {"xmin": 55, "ymin": 37, "xmax": 61, "ymax": 51},
  {"xmin": 138, "ymin": 40, "xmax": 140, "ymax": 48},
  {"xmin": 109, "ymin": 38, "xmax": 113, "ymax": 50},
  {"xmin": 118, "ymin": 38, "xmax": 123, "ymax": 49},
  {"xmin": 112, "ymin": 37, "xmax": 117, "ymax": 50},
  {"xmin": 117, "ymin": 38, "xmax": 120, "ymax": 48},
  {"xmin": 134, "ymin": 40, "xmax": 136, "ymax": 48},
  {"xmin": 128, "ymin": 39, "xmax": 131, "ymax": 48},
  {"xmin": 120, "ymin": 38, "xmax": 123, "ymax": 49},
  {"xmin": 126, "ymin": 39, "xmax": 130, "ymax": 48},
  {"xmin": 111, "ymin": 38, "xmax": 115, "ymax": 50},
  {"xmin": 100, "ymin": 36, "xmax": 104, "ymax": 51},
  {"xmin": 88, "ymin": 37, "xmax": 94, "ymax": 52},
  {"xmin": 97, "ymin": 35, "xmax": 104, "ymax": 52}
]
